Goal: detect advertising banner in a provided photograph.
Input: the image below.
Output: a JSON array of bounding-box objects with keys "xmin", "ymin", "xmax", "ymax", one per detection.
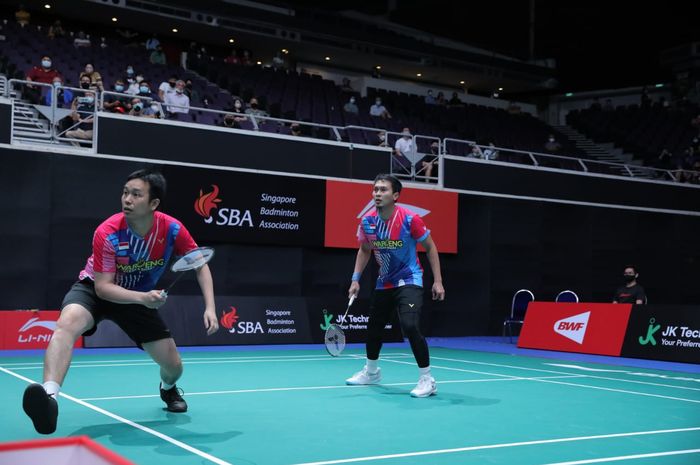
[
  {"xmin": 165, "ymin": 166, "xmax": 325, "ymax": 246},
  {"xmin": 518, "ymin": 302, "xmax": 632, "ymax": 356},
  {"xmin": 621, "ymin": 305, "xmax": 700, "ymax": 364},
  {"xmin": 0, "ymin": 310, "xmax": 82, "ymax": 350},
  {"xmin": 324, "ymin": 180, "xmax": 458, "ymax": 253}
]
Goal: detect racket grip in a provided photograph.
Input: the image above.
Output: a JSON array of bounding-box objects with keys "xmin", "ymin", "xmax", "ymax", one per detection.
[
  {"xmin": 348, "ymin": 294, "xmax": 356, "ymax": 306},
  {"xmin": 159, "ymin": 289, "xmax": 168, "ymax": 299}
]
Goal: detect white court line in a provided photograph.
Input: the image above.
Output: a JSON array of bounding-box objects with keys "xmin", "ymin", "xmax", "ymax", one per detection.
[
  {"xmin": 287, "ymin": 427, "xmax": 700, "ymax": 465},
  {"xmin": 80, "ymin": 375, "xmax": 585, "ymax": 401},
  {"xmin": 539, "ymin": 448, "xmax": 700, "ymax": 464},
  {"xmin": 430, "ymin": 355, "xmax": 700, "ymax": 392},
  {"xmin": 529, "ymin": 378, "xmax": 700, "ymax": 404},
  {"xmin": 0, "ymin": 367, "xmax": 233, "ymax": 465}
]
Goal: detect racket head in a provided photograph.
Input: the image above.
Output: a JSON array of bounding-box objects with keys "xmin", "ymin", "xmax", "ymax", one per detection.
[
  {"xmin": 170, "ymin": 247, "xmax": 215, "ymax": 272},
  {"xmin": 324, "ymin": 324, "xmax": 346, "ymax": 357}
]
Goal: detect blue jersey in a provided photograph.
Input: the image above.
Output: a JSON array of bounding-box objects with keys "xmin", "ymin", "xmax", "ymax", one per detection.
[{"xmin": 357, "ymin": 205, "xmax": 430, "ymax": 289}]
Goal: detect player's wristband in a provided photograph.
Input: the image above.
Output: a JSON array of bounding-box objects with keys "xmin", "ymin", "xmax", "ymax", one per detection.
[{"xmin": 351, "ymin": 272, "xmax": 361, "ymax": 282}]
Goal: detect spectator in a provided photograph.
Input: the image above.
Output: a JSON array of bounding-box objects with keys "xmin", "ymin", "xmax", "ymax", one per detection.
[
  {"xmin": 418, "ymin": 141, "xmax": 439, "ymax": 181},
  {"xmin": 150, "ymin": 45, "xmax": 167, "ymax": 65},
  {"xmin": 47, "ymin": 20, "xmax": 65, "ymax": 39},
  {"xmin": 184, "ymin": 79, "xmax": 201, "ymax": 106},
  {"xmin": 340, "ymin": 78, "xmax": 354, "ymax": 92},
  {"xmin": 145, "ymin": 34, "xmax": 160, "ymax": 52},
  {"xmin": 44, "ymin": 76, "xmax": 73, "ymax": 108},
  {"xmin": 343, "ymin": 96, "xmax": 359, "ymax": 114},
  {"xmin": 65, "ymin": 91, "xmax": 95, "ymax": 146},
  {"xmin": 590, "ymin": 98, "xmax": 602, "ymax": 111},
  {"xmin": 79, "ymin": 63, "xmax": 103, "ymax": 91},
  {"xmin": 393, "ymin": 127, "xmax": 414, "ymax": 172},
  {"xmin": 78, "ymin": 74, "xmax": 92, "ymax": 90},
  {"xmin": 164, "ymin": 80, "xmax": 190, "ymax": 119},
  {"xmin": 613, "ymin": 265, "xmax": 646, "ymax": 304},
  {"xmin": 448, "ymin": 92, "xmax": 463, "ymax": 107},
  {"xmin": 603, "ymin": 99, "xmax": 614, "ymax": 111},
  {"xmin": 15, "ymin": 4, "xmax": 30, "ymax": 27},
  {"xmin": 158, "ymin": 75, "xmax": 177, "ymax": 102},
  {"xmin": 99, "ymin": 36, "xmax": 108, "ymax": 50},
  {"xmin": 425, "ymin": 90, "xmax": 436, "ymax": 105},
  {"xmin": 25, "ymin": 55, "xmax": 62, "ymax": 104},
  {"xmin": 272, "ymin": 52, "xmax": 285, "ymax": 70},
  {"xmin": 467, "ymin": 144, "xmax": 484, "ymax": 158},
  {"xmin": 482, "ymin": 142, "xmax": 499, "ymax": 160},
  {"xmin": 73, "ymin": 31, "xmax": 91, "ymax": 48},
  {"xmin": 376, "ymin": 130, "xmax": 388, "ymax": 147},
  {"xmin": 136, "ymin": 80, "xmax": 156, "ymax": 101},
  {"xmin": 103, "ymin": 79, "xmax": 131, "ymax": 114},
  {"xmin": 369, "ymin": 97, "xmax": 391, "ymax": 119},
  {"xmin": 219, "ymin": 98, "xmax": 247, "ymax": 129},
  {"xmin": 290, "ymin": 123, "xmax": 302, "ymax": 136},
  {"xmin": 436, "ymin": 91, "xmax": 447, "ymax": 106},
  {"xmin": 224, "ymin": 49, "xmax": 239, "ymax": 65},
  {"xmin": 128, "ymin": 98, "xmax": 157, "ymax": 118},
  {"xmin": 244, "ymin": 97, "xmax": 268, "ymax": 118},
  {"xmin": 544, "ymin": 134, "xmax": 562, "ymax": 153},
  {"xmin": 240, "ymin": 50, "xmax": 252, "ymax": 66}
]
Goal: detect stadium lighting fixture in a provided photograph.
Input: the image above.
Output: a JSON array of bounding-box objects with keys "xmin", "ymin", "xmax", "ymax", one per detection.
[{"xmin": 172, "ymin": 28, "xmax": 178, "ymax": 33}]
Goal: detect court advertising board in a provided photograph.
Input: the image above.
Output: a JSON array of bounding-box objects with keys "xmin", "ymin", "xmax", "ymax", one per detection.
[{"xmin": 0, "ymin": 310, "xmax": 82, "ymax": 350}]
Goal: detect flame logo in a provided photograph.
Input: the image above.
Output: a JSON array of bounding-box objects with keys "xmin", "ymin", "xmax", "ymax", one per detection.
[
  {"xmin": 194, "ymin": 185, "xmax": 222, "ymax": 219},
  {"xmin": 220, "ymin": 307, "xmax": 240, "ymax": 330}
]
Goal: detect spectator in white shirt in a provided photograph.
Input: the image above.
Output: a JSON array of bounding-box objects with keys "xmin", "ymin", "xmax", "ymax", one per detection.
[
  {"xmin": 393, "ymin": 127, "xmax": 413, "ymax": 172},
  {"xmin": 158, "ymin": 75, "xmax": 178, "ymax": 102},
  {"xmin": 164, "ymin": 80, "xmax": 190, "ymax": 119},
  {"xmin": 369, "ymin": 97, "xmax": 391, "ymax": 119}
]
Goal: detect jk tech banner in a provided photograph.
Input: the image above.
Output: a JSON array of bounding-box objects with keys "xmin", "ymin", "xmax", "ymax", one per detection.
[
  {"xmin": 164, "ymin": 166, "xmax": 325, "ymax": 246},
  {"xmin": 621, "ymin": 305, "xmax": 700, "ymax": 364},
  {"xmin": 324, "ymin": 180, "xmax": 458, "ymax": 253},
  {"xmin": 518, "ymin": 302, "xmax": 632, "ymax": 356}
]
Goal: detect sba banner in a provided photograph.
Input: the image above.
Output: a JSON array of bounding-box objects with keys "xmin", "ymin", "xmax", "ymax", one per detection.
[
  {"xmin": 164, "ymin": 166, "xmax": 325, "ymax": 246},
  {"xmin": 621, "ymin": 305, "xmax": 700, "ymax": 364},
  {"xmin": 518, "ymin": 302, "xmax": 632, "ymax": 356}
]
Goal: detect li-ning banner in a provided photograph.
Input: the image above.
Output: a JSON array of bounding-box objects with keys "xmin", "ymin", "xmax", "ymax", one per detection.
[
  {"xmin": 324, "ymin": 180, "xmax": 458, "ymax": 253},
  {"xmin": 0, "ymin": 310, "xmax": 82, "ymax": 350},
  {"xmin": 164, "ymin": 166, "xmax": 325, "ymax": 246}
]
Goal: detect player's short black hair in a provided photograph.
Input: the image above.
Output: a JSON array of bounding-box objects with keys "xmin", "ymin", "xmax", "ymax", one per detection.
[
  {"xmin": 374, "ymin": 174, "xmax": 402, "ymax": 194},
  {"xmin": 126, "ymin": 169, "xmax": 166, "ymax": 205},
  {"xmin": 624, "ymin": 265, "xmax": 638, "ymax": 274}
]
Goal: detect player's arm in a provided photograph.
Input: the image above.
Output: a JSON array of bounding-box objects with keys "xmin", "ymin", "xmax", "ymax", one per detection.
[
  {"xmin": 421, "ymin": 235, "xmax": 445, "ymax": 301},
  {"xmin": 93, "ymin": 271, "xmax": 166, "ymax": 308},
  {"xmin": 194, "ymin": 263, "xmax": 218, "ymax": 335},
  {"xmin": 349, "ymin": 242, "xmax": 372, "ymax": 298}
]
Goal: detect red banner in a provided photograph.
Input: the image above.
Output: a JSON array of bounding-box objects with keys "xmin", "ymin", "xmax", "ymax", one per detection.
[
  {"xmin": 517, "ymin": 302, "xmax": 632, "ymax": 356},
  {"xmin": 0, "ymin": 310, "xmax": 82, "ymax": 350},
  {"xmin": 324, "ymin": 180, "xmax": 458, "ymax": 253}
]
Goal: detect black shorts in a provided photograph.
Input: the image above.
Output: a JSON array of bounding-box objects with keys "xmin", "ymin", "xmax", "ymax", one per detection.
[
  {"xmin": 370, "ymin": 285, "xmax": 424, "ymax": 317},
  {"xmin": 61, "ymin": 280, "xmax": 171, "ymax": 348}
]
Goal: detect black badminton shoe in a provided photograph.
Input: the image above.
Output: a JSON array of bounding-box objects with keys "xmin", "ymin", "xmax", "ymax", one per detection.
[
  {"xmin": 23, "ymin": 383, "xmax": 58, "ymax": 434},
  {"xmin": 160, "ymin": 384, "xmax": 188, "ymax": 412}
]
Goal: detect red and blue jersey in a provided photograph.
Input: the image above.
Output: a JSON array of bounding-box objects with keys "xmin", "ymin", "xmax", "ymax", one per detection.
[
  {"xmin": 357, "ymin": 205, "xmax": 430, "ymax": 289},
  {"xmin": 79, "ymin": 211, "xmax": 198, "ymax": 291}
]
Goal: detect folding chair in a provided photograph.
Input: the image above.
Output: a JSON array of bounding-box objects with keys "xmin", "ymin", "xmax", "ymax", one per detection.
[
  {"xmin": 502, "ymin": 289, "xmax": 535, "ymax": 343},
  {"xmin": 555, "ymin": 290, "xmax": 579, "ymax": 303}
]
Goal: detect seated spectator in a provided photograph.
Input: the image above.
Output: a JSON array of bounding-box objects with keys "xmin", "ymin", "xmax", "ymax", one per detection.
[
  {"xmin": 603, "ymin": 98, "xmax": 614, "ymax": 111},
  {"xmin": 103, "ymin": 80, "xmax": 131, "ymax": 113},
  {"xmin": 48, "ymin": 20, "xmax": 65, "ymax": 39},
  {"xmin": 164, "ymin": 80, "xmax": 190, "ymax": 118},
  {"xmin": 290, "ymin": 123, "xmax": 302, "ymax": 136},
  {"xmin": 158, "ymin": 75, "xmax": 178, "ymax": 101},
  {"xmin": 128, "ymin": 98, "xmax": 158, "ymax": 118},
  {"xmin": 376, "ymin": 130, "xmax": 388, "ymax": 147},
  {"xmin": 418, "ymin": 141, "xmax": 439, "ymax": 181},
  {"xmin": 65, "ymin": 91, "xmax": 95, "ymax": 146},
  {"xmin": 467, "ymin": 144, "xmax": 484, "ymax": 158},
  {"xmin": 73, "ymin": 31, "xmax": 91, "ymax": 48},
  {"xmin": 240, "ymin": 50, "xmax": 253, "ymax": 66},
  {"xmin": 343, "ymin": 96, "xmax": 358, "ymax": 114},
  {"xmin": 126, "ymin": 72, "xmax": 144, "ymax": 95},
  {"xmin": 25, "ymin": 55, "xmax": 62, "ymax": 104},
  {"xmin": 245, "ymin": 97, "xmax": 269, "ymax": 118},
  {"xmin": 482, "ymin": 142, "xmax": 499, "ymax": 160},
  {"xmin": 150, "ymin": 45, "xmax": 167, "ymax": 65},
  {"xmin": 135, "ymin": 80, "xmax": 156, "ymax": 101},
  {"xmin": 98, "ymin": 36, "xmax": 108, "ymax": 49},
  {"xmin": 219, "ymin": 99, "xmax": 247, "ymax": 128},
  {"xmin": 448, "ymin": 92, "xmax": 463, "ymax": 107},
  {"xmin": 78, "ymin": 74, "xmax": 92, "ymax": 90},
  {"xmin": 590, "ymin": 98, "xmax": 602, "ymax": 111},
  {"xmin": 15, "ymin": 4, "xmax": 30, "ymax": 27},
  {"xmin": 224, "ymin": 49, "xmax": 239, "ymax": 65},
  {"xmin": 393, "ymin": 127, "xmax": 413, "ymax": 172},
  {"xmin": 544, "ymin": 134, "xmax": 562, "ymax": 153},
  {"xmin": 79, "ymin": 63, "xmax": 103, "ymax": 91},
  {"xmin": 44, "ymin": 76, "xmax": 73, "ymax": 108},
  {"xmin": 340, "ymin": 78, "xmax": 354, "ymax": 92},
  {"xmin": 369, "ymin": 97, "xmax": 391, "ymax": 119},
  {"xmin": 425, "ymin": 90, "xmax": 437, "ymax": 105},
  {"xmin": 272, "ymin": 52, "xmax": 285, "ymax": 70},
  {"xmin": 184, "ymin": 79, "xmax": 201, "ymax": 105},
  {"xmin": 436, "ymin": 91, "xmax": 447, "ymax": 106},
  {"xmin": 145, "ymin": 34, "xmax": 160, "ymax": 52}
]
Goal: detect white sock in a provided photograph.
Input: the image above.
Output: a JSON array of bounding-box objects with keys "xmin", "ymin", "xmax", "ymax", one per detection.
[
  {"xmin": 43, "ymin": 381, "xmax": 61, "ymax": 398},
  {"xmin": 366, "ymin": 358, "xmax": 378, "ymax": 374},
  {"xmin": 161, "ymin": 381, "xmax": 175, "ymax": 390},
  {"xmin": 419, "ymin": 366, "xmax": 431, "ymax": 377}
]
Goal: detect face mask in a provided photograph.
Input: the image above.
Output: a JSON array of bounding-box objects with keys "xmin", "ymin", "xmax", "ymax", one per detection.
[
  {"xmin": 151, "ymin": 104, "xmax": 159, "ymax": 111},
  {"xmin": 624, "ymin": 275, "xmax": 636, "ymax": 283},
  {"xmin": 350, "ymin": 98, "xmax": 355, "ymax": 103},
  {"xmin": 133, "ymin": 103, "xmax": 143, "ymax": 111},
  {"xmin": 80, "ymin": 82, "xmax": 90, "ymax": 89},
  {"xmin": 139, "ymin": 86, "xmax": 149, "ymax": 94},
  {"xmin": 176, "ymin": 88, "xmax": 183, "ymax": 94},
  {"xmin": 549, "ymin": 138, "xmax": 555, "ymax": 142},
  {"xmin": 83, "ymin": 97, "xmax": 94, "ymax": 104},
  {"xmin": 169, "ymin": 81, "xmax": 176, "ymax": 88},
  {"xmin": 251, "ymin": 103, "xmax": 258, "ymax": 109},
  {"xmin": 378, "ymin": 134, "xmax": 385, "ymax": 141},
  {"xmin": 42, "ymin": 60, "xmax": 52, "ymax": 68},
  {"xmin": 126, "ymin": 68, "xmax": 134, "ymax": 75},
  {"xmin": 375, "ymin": 100, "xmax": 381, "ymax": 105},
  {"xmin": 135, "ymin": 76, "xmax": 144, "ymax": 83},
  {"xmin": 115, "ymin": 85, "xmax": 124, "ymax": 92},
  {"xmin": 53, "ymin": 81, "xmax": 61, "ymax": 87}
]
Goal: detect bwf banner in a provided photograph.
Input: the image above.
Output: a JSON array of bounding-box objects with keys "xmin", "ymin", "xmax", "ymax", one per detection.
[
  {"xmin": 324, "ymin": 180, "xmax": 458, "ymax": 253},
  {"xmin": 164, "ymin": 166, "xmax": 325, "ymax": 247},
  {"xmin": 518, "ymin": 302, "xmax": 632, "ymax": 356}
]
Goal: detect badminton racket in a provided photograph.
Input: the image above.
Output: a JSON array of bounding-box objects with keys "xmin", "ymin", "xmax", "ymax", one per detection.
[
  {"xmin": 324, "ymin": 295, "xmax": 356, "ymax": 357},
  {"xmin": 160, "ymin": 247, "xmax": 215, "ymax": 298}
]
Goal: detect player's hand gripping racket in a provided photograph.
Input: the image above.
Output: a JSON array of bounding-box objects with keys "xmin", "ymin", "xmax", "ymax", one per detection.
[
  {"xmin": 160, "ymin": 247, "xmax": 215, "ymax": 298},
  {"xmin": 324, "ymin": 295, "xmax": 356, "ymax": 357}
]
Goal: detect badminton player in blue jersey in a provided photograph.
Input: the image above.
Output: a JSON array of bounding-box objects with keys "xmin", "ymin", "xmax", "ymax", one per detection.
[{"xmin": 346, "ymin": 174, "xmax": 445, "ymax": 397}]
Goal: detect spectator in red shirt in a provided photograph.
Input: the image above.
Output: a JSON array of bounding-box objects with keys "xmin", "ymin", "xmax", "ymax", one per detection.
[{"xmin": 25, "ymin": 55, "xmax": 62, "ymax": 104}]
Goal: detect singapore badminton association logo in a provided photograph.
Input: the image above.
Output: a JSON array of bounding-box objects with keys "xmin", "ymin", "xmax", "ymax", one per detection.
[
  {"xmin": 220, "ymin": 307, "xmax": 240, "ymax": 332},
  {"xmin": 194, "ymin": 184, "xmax": 223, "ymax": 223}
]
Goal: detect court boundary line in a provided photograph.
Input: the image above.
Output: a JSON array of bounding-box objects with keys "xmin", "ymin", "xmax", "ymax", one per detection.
[
  {"xmin": 539, "ymin": 448, "xmax": 700, "ymax": 465},
  {"xmin": 286, "ymin": 426, "xmax": 700, "ymax": 465},
  {"xmin": 0, "ymin": 367, "xmax": 234, "ymax": 465}
]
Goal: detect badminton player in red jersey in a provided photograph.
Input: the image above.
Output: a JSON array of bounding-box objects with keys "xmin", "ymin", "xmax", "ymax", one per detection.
[
  {"xmin": 345, "ymin": 174, "xmax": 445, "ymax": 397},
  {"xmin": 23, "ymin": 169, "xmax": 218, "ymax": 434}
]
